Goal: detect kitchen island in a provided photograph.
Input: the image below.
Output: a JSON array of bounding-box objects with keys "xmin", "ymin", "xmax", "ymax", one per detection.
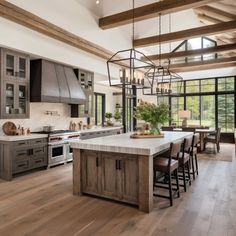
[{"xmin": 70, "ymin": 131, "xmax": 192, "ymax": 213}]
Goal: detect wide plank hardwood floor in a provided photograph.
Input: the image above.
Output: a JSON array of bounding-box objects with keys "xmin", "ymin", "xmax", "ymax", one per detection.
[{"xmin": 0, "ymin": 144, "xmax": 235, "ymax": 236}]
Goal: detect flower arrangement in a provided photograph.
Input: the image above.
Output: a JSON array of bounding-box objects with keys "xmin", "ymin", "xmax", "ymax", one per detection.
[{"xmin": 134, "ymin": 101, "xmax": 169, "ymax": 135}]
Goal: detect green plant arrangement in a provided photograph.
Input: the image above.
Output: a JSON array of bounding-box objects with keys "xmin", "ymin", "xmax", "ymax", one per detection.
[
  {"xmin": 105, "ymin": 112, "xmax": 113, "ymax": 121},
  {"xmin": 134, "ymin": 101, "xmax": 169, "ymax": 135},
  {"xmin": 105, "ymin": 112, "xmax": 113, "ymax": 126},
  {"xmin": 114, "ymin": 111, "xmax": 122, "ymax": 122}
]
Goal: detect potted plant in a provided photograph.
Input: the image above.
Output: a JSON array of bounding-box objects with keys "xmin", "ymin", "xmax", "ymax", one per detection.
[
  {"xmin": 134, "ymin": 101, "xmax": 169, "ymax": 135},
  {"xmin": 105, "ymin": 112, "xmax": 113, "ymax": 126},
  {"xmin": 114, "ymin": 111, "xmax": 122, "ymax": 122}
]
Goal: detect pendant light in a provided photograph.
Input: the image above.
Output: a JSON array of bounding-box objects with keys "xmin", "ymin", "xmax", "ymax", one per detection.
[
  {"xmin": 143, "ymin": 12, "xmax": 183, "ymax": 96},
  {"xmin": 107, "ymin": 0, "xmax": 155, "ymax": 89}
]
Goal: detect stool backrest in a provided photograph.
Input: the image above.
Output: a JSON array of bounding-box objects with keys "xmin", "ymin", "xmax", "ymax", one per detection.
[
  {"xmin": 183, "ymin": 136, "xmax": 194, "ymax": 153},
  {"xmin": 170, "ymin": 140, "xmax": 182, "ymax": 159},
  {"xmin": 193, "ymin": 133, "xmax": 200, "ymax": 146}
]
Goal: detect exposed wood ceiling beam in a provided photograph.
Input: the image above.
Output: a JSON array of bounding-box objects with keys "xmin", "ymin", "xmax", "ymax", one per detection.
[
  {"xmin": 0, "ymin": 1, "xmax": 114, "ymax": 60},
  {"xmin": 134, "ymin": 20, "xmax": 236, "ymax": 48},
  {"xmin": 170, "ymin": 56, "xmax": 236, "ymax": 72},
  {"xmin": 144, "ymin": 43, "xmax": 236, "ymax": 61},
  {"xmin": 195, "ymin": 5, "xmax": 236, "ymax": 21},
  {"xmin": 99, "ymin": 0, "xmax": 219, "ymax": 30},
  {"xmin": 197, "ymin": 14, "xmax": 236, "ymax": 40}
]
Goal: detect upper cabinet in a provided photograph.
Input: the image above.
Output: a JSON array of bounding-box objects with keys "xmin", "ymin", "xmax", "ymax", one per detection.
[
  {"xmin": 0, "ymin": 48, "xmax": 30, "ymax": 119},
  {"xmin": 71, "ymin": 69, "xmax": 94, "ymax": 118}
]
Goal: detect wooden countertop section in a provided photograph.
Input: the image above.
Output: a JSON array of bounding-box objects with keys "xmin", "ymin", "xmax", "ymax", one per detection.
[{"xmin": 70, "ymin": 131, "xmax": 193, "ymax": 156}]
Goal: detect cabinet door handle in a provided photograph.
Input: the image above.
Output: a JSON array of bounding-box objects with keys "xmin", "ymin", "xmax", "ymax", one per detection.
[
  {"xmin": 119, "ymin": 160, "xmax": 122, "ymax": 170},
  {"xmin": 96, "ymin": 157, "xmax": 99, "ymax": 167},
  {"xmin": 115, "ymin": 160, "xmax": 119, "ymax": 170},
  {"xmin": 17, "ymin": 152, "xmax": 26, "ymax": 157}
]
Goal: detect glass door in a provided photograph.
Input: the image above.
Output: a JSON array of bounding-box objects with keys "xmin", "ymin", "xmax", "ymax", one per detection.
[
  {"xmin": 3, "ymin": 51, "xmax": 16, "ymax": 80},
  {"xmin": 4, "ymin": 81, "xmax": 16, "ymax": 117},
  {"xmin": 17, "ymin": 83, "xmax": 28, "ymax": 117},
  {"xmin": 17, "ymin": 56, "xmax": 28, "ymax": 81}
]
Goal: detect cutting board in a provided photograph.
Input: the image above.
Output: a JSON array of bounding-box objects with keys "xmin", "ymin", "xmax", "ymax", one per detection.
[{"xmin": 2, "ymin": 122, "xmax": 17, "ymax": 136}]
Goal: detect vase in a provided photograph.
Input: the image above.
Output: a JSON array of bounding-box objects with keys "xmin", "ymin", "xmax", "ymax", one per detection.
[{"xmin": 150, "ymin": 123, "xmax": 161, "ymax": 135}]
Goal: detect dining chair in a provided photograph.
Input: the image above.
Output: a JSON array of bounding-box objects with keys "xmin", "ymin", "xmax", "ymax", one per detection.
[
  {"xmin": 182, "ymin": 127, "xmax": 196, "ymax": 133},
  {"xmin": 161, "ymin": 126, "xmax": 174, "ymax": 131},
  {"xmin": 204, "ymin": 128, "xmax": 221, "ymax": 153},
  {"xmin": 153, "ymin": 141, "xmax": 182, "ymax": 206}
]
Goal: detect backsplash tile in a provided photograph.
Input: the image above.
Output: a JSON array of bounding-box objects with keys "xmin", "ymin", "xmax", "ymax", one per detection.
[{"xmin": 0, "ymin": 103, "xmax": 86, "ymax": 135}]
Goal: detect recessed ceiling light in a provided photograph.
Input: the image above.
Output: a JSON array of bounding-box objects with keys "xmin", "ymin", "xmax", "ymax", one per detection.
[{"xmin": 96, "ymin": 0, "xmax": 100, "ymax": 4}]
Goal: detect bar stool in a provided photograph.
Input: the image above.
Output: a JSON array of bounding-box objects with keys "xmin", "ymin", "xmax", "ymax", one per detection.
[
  {"xmin": 174, "ymin": 136, "xmax": 193, "ymax": 192},
  {"xmin": 190, "ymin": 134, "xmax": 200, "ymax": 179},
  {"xmin": 153, "ymin": 140, "xmax": 182, "ymax": 206}
]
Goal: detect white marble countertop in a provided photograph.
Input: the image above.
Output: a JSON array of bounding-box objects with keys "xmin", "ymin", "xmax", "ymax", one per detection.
[
  {"xmin": 70, "ymin": 131, "xmax": 193, "ymax": 156},
  {"xmin": 0, "ymin": 134, "xmax": 48, "ymax": 142}
]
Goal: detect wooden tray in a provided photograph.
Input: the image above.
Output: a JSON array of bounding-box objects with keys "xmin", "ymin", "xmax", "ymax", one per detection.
[
  {"xmin": 130, "ymin": 133, "xmax": 164, "ymax": 139},
  {"xmin": 2, "ymin": 122, "xmax": 17, "ymax": 136}
]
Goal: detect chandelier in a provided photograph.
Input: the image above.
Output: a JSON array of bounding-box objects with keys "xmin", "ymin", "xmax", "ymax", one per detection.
[
  {"xmin": 143, "ymin": 13, "xmax": 183, "ymax": 96},
  {"xmin": 107, "ymin": 0, "xmax": 155, "ymax": 89}
]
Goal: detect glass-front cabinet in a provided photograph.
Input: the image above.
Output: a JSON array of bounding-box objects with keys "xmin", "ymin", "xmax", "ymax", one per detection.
[
  {"xmin": 72, "ymin": 69, "xmax": 94, "ymax": 118},
  {"xmin": 0, "ymin": 48, "xmax": 30, "ymax": 119}
]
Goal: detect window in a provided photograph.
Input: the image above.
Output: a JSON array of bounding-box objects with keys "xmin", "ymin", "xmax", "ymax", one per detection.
[
  {"xmin": 201, "ymin": 79, "xmax": 215, "ymax": 93},
  {"xmin": 94, "ymin": 93, "xmax": 105, "ymax": 126},
  {"xmin": 186, "ymin": 80, "xmax": 200, "ymax": 94},
  {"xmin": 186, "ymin": 96, "xmax": 200, "ymax": 126},
  {"xmin": 170, "ymin": 76, "xmax": 235, "ymax": 133},
  {"xmin": 171, "ymin": 97, "xmax": 184, "ymax": 126},
  {"xmin": 201, "ymin": 95, "xmax": 215, "ymax": 127},
  {"xmin": 218, "ymin": 94, "xmax": 235, "ymax": 132},
  {"xmin": 218, "ymin": 77, "xmax": 234, "ymax": 92},
  {"xmin": 171, "ymin": 81, "xmax": 184, "ymax": 95}
]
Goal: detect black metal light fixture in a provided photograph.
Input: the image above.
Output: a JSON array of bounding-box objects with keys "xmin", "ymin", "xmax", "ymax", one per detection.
[
  {"xmin": 107, "ymin": 0, "xmax": 155, "ymax": 89},
  {"xmin": 143, "ymin": 12, "xmax": 183, "ymax": 97}
]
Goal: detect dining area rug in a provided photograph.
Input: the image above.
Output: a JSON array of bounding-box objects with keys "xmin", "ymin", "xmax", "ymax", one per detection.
[{"xmin": 198, "ymin": 144, "xmax": 234, "ymax": 162}]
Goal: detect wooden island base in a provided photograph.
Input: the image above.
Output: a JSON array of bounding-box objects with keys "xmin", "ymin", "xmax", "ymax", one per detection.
[{"xmin": 73, "ymin": 149, "xmax": 153, "ymax": 213}]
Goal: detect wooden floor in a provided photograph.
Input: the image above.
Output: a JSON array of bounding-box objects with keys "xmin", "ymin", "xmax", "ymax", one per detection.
[{"xmin": 0, "ymin": 145, "xmax": 235, "ymax": 236}]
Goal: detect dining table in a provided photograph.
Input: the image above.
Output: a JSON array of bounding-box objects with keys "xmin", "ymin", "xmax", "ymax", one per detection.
[
  {"xmin": 195, "ymin": 128, "xmax": 216, "ymax": 152},
  {"xmin": 173, "ymin": 128, "xmax": 215, "ymax": 152}
]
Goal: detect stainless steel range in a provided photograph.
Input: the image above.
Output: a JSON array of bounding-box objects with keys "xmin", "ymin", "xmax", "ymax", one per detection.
[{"xmin": 35, "ymin": 130, "xmax": 80, "ymax": 167}]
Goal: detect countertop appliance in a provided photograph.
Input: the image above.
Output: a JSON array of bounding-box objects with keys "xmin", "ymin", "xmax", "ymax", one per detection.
[{"xmin": 33, "ymin": 130, "xmax": 80, "ymax": 167}]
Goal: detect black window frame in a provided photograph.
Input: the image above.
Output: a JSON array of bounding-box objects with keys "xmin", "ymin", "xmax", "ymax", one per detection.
[
  {"xmin": 170, "ymin": 76, "xmax": 236, "ymax": 133},
  {"xmin": 94, "ymin": 92, "xmax": 106, "ymax": 126}
]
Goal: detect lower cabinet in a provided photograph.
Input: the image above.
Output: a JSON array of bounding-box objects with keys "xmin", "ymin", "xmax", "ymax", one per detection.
[
  {"xmin": 0, "ymin": 138, "xmax": 48, "ymax": 180},
  {"xmin": 82, "ymin": 150, "xmax": 139, "ymax": 205}
]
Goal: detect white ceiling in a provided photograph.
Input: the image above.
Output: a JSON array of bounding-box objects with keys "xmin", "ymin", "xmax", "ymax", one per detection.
[{"xmin": 75, "ymin": 0, "xmax": 206, "ymax": 55}]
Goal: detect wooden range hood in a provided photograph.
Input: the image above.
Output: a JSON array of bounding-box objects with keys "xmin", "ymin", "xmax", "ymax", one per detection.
[{"xmin": 30, "ymin": 59, "xmax": 86, "ymax": 104}]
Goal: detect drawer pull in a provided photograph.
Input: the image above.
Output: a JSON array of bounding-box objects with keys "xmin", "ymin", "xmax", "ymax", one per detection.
[
  {"xmin": 35, "ymin": 160, "xmax": 42, "ymax": 163},
  {"xmin": 35, "ymin": 140, "xmax": 42, "ymax": 143},
  {"xmin": 17, "ymin": 152, "xmax": 26, "ymax": 156},
  {"xmin": 18, "ymin": 142, "xmax": 26, "ymax": 146},
  {"xmin": 18, "ymin": 163, "xmax": 26, "ymax": 167},
  {"xmin": 35, "ymin": 150, "xmax": 43, "ymax": 153}
]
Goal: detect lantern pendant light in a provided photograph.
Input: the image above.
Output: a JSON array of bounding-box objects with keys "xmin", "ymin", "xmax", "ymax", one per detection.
[{"xmin": 107, "ymin": 0, "xmax": 155, "ymax": 89}]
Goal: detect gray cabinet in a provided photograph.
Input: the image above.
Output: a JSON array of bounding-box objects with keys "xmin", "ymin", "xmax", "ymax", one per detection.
[
  {"xmin": 71, "ymin": 69, "xmax": 94, "ymax": 118},
  {"xmin": 81, "ymin": 150, "xmax": 139, "ymax": 205},
  {"xmin": 0, "ymin": 48, "xmax": 30, "ymax": 119},
  {"xmin": 0, "ymin": 138, "xmax": 47, "ymax": 180}
]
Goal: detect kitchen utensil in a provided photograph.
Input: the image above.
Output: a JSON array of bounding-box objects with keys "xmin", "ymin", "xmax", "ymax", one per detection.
[{"xmin": 2, "ymin": 121, "xmax": 17, "ymax": 136}]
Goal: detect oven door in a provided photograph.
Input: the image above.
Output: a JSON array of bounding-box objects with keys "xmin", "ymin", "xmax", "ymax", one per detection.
[
  {"xmin": 48, "ymin": 143, "xmax": 66, "ymax": 165},
  {"xmin": 66, "ymin": 143, "xmax": 73, "ymax": 161}
]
